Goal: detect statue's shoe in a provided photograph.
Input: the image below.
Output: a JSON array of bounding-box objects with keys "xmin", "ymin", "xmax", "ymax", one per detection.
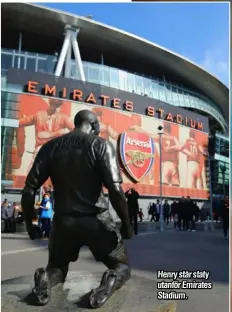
[
  {"xmin": 89, "ymin": 270, "xmax": 117, "ymax": 308},
  {"xmin": 32, "ymin": 268, "xmax": 51, "ymax": 306},
  {"xmin": 89, "ymin": 269, "xmax": 130, "ymax": 309}
]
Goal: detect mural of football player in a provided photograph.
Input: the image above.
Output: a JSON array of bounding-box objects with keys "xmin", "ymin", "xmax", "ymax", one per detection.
[
  {"xmin": 128, "ymin": 123, "xmax": 180, "ymax": 186},
  {"xmin": 178, "ymin": 130, "xmax": 207, "ymax": 189},
  {"xmin": 19, "ymin": 98, "xmax": 74, "ymax": 172},
  {"xmin": 158, "ymin": 123, "xmax": 180, "ymax": 186}
]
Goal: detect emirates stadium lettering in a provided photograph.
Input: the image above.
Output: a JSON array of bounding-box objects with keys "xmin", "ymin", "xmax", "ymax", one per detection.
[
  {"xmin": 126, "ymin": 137, "xmax": 151, "ymax": 148},
  {"xmin": 25, "ymin": 80, "xmax": 204, "ymax": 131}
]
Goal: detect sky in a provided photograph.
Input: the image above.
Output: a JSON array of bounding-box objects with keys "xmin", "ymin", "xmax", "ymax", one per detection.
[{"xmin": 39, "ymin": 2, "xmax": 229, "ymax": 86}]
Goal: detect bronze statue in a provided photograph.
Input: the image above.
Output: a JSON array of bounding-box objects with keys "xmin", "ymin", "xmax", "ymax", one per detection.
[{"xmin": 21, "ymin": 109, "xmax": 133, "ymax": 308}]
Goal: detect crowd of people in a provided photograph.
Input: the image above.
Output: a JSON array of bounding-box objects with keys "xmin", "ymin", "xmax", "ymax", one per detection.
[
  {"xmin": 1, "ymin": 191, "xmax": 53, "ymax": 239},
  {"xmin": 146, "ymin": 196, "xmax": 199, "ymax": 231},
  {"xmin": 124, "ymin": 189, "xmax": 229, "ymax": 238},
  {"xmin": 1, "ymin": 199, "xmax": 23, "ymax": 233},
  {"xmin": 1, "ymin": 187, "xmax": 229, "ymax": 240}
]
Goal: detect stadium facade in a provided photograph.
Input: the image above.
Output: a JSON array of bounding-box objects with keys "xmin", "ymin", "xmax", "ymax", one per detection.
[{"xmin": 1, "ymin": 3, "xmax": 229, "ymax": 210}]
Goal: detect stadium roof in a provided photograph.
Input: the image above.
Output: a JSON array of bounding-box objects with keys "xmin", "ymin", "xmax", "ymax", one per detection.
[{"xmin": 2, "ymin": 3, "xmax": 229, "ymax": 128}]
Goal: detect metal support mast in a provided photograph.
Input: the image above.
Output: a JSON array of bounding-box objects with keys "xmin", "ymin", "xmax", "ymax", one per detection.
[{"xmin": 54, "ymin": 25, "xmax": 85, "ymax": 81}]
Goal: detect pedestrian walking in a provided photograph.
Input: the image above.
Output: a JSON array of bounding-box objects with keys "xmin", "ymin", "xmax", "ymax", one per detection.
[
  {"xmin": 186, "ymin": 196, "xmax": 196, "ymax": 231},
  {"xmin": 171, "ymin": 200, "xmax": 178, "ymax": 229},
  {"xmin": 138, "ymin": 208, "xmax": 144, "ymax": 222},
  {"xmin": 163, "ymin": 199, "xmax": 171, "ymax": 227},
  {"xmin": 221, "ymin": 196, "xmax": 229, "ymax": 239},
  {"xmin": 149, "ymin": 202, "xmax": 156, "ymax": 222},
  {"xmin": 156, "ymin": 199, "xmax": 161, "ymax": 222},
  {"xmin": 39, "ymin": 193, "xmax": 53, "ymax": 239},
  {"xmin": 125, "ymin": 188, "xmax": 140, "ymax": 235},
  {"xmin": 177, "ymin": 197, "xmax": 186, "ymax": 230}
]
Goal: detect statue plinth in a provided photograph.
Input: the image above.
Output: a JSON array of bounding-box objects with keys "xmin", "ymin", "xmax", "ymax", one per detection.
[{"xmin": 1, "ymin": 271, "xmax": 175, "ymax": 312}]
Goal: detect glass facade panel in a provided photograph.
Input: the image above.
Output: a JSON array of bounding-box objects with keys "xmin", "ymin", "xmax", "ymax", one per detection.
[
  {"xmin": 165, "ymin": 85, "xmax": 173, "ymax": 103},
  {"xmin": 110, "ymin": 68, "xmax": 119, "ymax": 89},
  {"xmin": 171, "ymin": 86, "xmax": 179, "ymax": 104},
  {"xmin": 118, "ymin": 70, "xmax": 127, "ymax": 91},
  {"xmin": 70, "ymin": 62, "xmax": 78, "ymax": 79},
  {"xmin": 1, "ymin": 48, "xmax": 227, "ymax": 132},
  {"xmin": 37, "ymin": 58, "xmax": 47, "ymax": 73},
  {"xmin": 26, "ymin": 57, "xmax": 36, "ymax": 72},
  {"xmin": 158, "ymin": 83, "xmax": 166, "ymax": 102},
  {"xmin": 143, "ymin": 77, "xmax": 151, "ymax": 96},
  {"xmin": 88, "ymin": 63, "xmax": 100, "ymax": 84},
  {"xmin": 127, "ymin": 73, "xmax": 135, "ymax": 93},
  {"xmin": 178, "ymin": 89, "xmax": 184, "ymax": 103},
  {"xmin": 14, "ymin": 55, "xmax": 25, "ymax": 69},
  {"xmin": 151, "ymin": 81, "xmax": 159, "ymax": 99},
  {"xmin": 1, "ymin": 91, "xmax": 19, "ymax": 119},
  {"xmin": 135, "ymin": 75, "xmax": 143, "ymax": 95},
  {"xmin": 2, "ymin": 53, "xmax": 13, "ymax": 70},
  {"xmin": 100, "ymin": 67, "xmax": 110, "ymax": 86},
  {"xmin": 1, "ymin": 125, "xmax": 17, "ymax": 183}
]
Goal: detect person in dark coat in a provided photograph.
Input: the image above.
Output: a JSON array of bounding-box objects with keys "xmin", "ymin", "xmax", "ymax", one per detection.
[
  {"xmin": 193, "ymin": 202, "xmax": 200, "ymax": 222},
  {"xmin": 171, "ymin": 200, "xmax": 178, "ymax": 229},
  {"xmin": 125, "ymin": 188, "xmax": 140, "ymax": 235},
  {"xmin": 149, "ymin": 202, "xmax": 156, "ymax": 222},
  {"xmin": 186, "ymin": 196, "xmax": 196, "ymax": 231},
  {"xmin": 156, "ymin": 199, "xmax": 161, "ymax": 222},
  {"xmin": 163, "ymin": 199, "xmax": 171, "ymax": 227},
  {"xmin": 177, "ymin": 197, "xmax": 185, "ymax": 230},
  {"xmin": 221, "ymin": 196, "xmax": 229, "ymax": 239},
  {"xmin": 2, "ymin": 201, "xmax": 16, "ymax": 233}
]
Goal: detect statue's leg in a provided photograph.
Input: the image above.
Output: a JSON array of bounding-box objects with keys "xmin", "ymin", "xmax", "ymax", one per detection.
[
  {"xmin": 32, "ymin": 224, "xmax": 80, "ymax": 306},
  {"xmin": 88, "ymin": 230, "xmax": 131, "ymax": 309}
]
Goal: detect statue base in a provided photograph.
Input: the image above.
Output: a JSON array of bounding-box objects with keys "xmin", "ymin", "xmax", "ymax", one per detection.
[{"xmin": 1, "ymin": 271, "xmax": 176, "ymax": 312}]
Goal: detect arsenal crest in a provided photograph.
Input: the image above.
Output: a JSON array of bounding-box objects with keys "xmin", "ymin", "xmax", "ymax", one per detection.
[{"xmin": 119, "ymin": 131, "xmax": 155, "ymax": 182}]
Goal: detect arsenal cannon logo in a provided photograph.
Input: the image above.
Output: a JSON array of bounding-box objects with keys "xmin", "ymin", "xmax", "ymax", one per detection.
[{"xmin": 119, "ymin": 131, "xmax": 155, "ymax": 182}]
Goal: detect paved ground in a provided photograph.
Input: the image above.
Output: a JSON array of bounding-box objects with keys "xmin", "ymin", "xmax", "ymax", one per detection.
[{"xmin": 1, "ymin": 228, "xmax": 229, "ymax": 312}]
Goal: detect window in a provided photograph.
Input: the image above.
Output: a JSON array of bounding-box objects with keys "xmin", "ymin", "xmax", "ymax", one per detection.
[
  {"xmin": 143, "ymin": 78, "xmax": 151, "ymax": 96},
  {"xmin": 37, "ymin": 58, "xmax": 47, "ymax": 73},
  {"xmin": 135, "ymin": 75, "xmax": 143, "ymax": 95},
  {"xmin": 151, "ymin": 81, "xmax": 159, "ymax": 99},
  {"xmin": 183, "ymin": 91, "xmax": 190, "ymax": 106},
  {"xmin": 158, "ymin": 83, "xmax": 166, "ymax": 102},
  {"xmin": 171, "ymin": 86, "xmax": 179, "ymax": 104},
  {"xmin": 110, "ymin": 68, "xmax": 119, "ymax": 89},
  {"xmin": 165, "ymin": 85, "xmax": 173, "ymax": 104},
  {"xmin": 83, "ymin": 63, "xmax": 88, "ymax": 79},
  {"xmin": 88, "ymin": 64, "xmax": 100, "ymax": 84},
  {"xmin": 100, "ymin": 67, "xmax": 110, "ymax": 86},
  {"xmin": 14, "ymin": 56, "xmax": 25, "ymax": 69},
  {"xmin": 1, "ymin": 53, "xmax": 13, "ymax": 70},
  {"xmin": 118, "ymin": 70, "xmax": 127, "ymax": 91},
  {"xmin": 43, "ymin": 55, "xmax": 57, "ymax": 74},
  {"xmin": 26, "ymin": 57, "xmax": 36, "ymax": 72},
  {"xmin": 127, "ymin": 73, "xmax": 135, "ymax": 93},
  {"xmin": 1, "ymin": 125, "xmax": 16, "ymax": 182},
  {"xmin": 70, "ymin": 63, "xmax": 78, "ymax": 79}
]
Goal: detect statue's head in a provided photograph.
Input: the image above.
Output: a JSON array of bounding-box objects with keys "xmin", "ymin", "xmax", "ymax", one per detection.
[{"xmin": 74, "ymin": 109, "xmax": 100, "ymax": 136}]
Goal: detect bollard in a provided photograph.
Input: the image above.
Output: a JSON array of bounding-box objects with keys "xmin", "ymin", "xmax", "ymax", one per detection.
[{"xmin": 204, "ymin": 221, "xmax": 208, "ymax": 232}]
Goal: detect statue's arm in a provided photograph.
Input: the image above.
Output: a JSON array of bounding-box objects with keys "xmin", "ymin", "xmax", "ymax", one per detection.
[
  {"xmin": 108, "ymin": 183, "xmax": 130, "ymax": 227},
  {"xmin": 97, "ymin": 140, "xmax": 130, "ymax": 227},
  {"xmin": 21, "ymin": 144, "xmax": 50, "ymax": 239}
]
